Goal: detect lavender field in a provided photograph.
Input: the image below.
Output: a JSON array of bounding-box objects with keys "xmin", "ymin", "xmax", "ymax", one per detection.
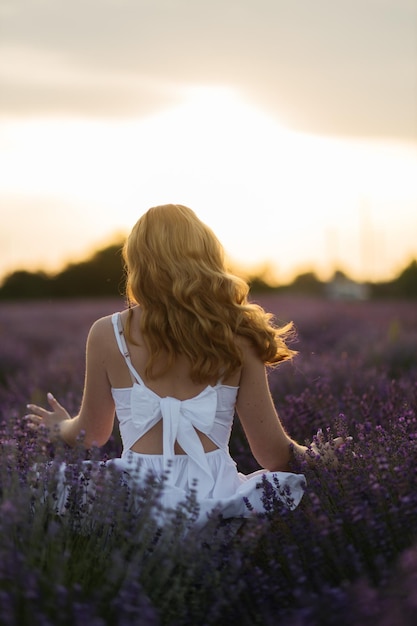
[{"xmin": 1, "ymin": 296, "xmax": 417, "ymax": 625}]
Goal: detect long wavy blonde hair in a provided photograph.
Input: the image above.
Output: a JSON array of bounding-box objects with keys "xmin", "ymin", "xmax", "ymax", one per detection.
[{"xmin": 123, "ymin": 204, "xmax": 296, "ymax": 383}]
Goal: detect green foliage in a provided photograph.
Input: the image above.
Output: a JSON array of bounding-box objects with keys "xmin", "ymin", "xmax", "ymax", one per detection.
[
  {"xmin": 285, "ymin": 271, "xmax": 325, "ymax": 296},
  {"xmin": 0, "ymin": 270, "xmax": 51, "ymax": 299},
  {"xmin": 51, "ymin": 244, "xmax": 126, "ymax": 297},
  {"xmin": 371, "ymin": 260, "xmax": 417, "ymax": 299},
  {"xmin": 0, "ymin": 243, "xmax": 125, "ymax": 299}
]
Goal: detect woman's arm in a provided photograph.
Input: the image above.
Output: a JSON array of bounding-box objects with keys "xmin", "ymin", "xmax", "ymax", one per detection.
[
  {"xmin": 236, "ymin": 340, "xmax": 349, "ymax": 470},
  {"xmin": 26, "ymin": 317, "xmax": 115, "ymax": 448},
  {"xmin": 236, "ymin": 339, "xmax": 305, "ymax": 471}
]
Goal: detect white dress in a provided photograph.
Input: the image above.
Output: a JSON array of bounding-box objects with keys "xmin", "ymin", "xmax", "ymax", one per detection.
[{"xmin": 104, "ymin": 313, "xmax": 306, "ymax": 525}]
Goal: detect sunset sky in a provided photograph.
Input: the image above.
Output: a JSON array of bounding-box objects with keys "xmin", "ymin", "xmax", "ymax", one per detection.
[{"xmin": 1, "ymin": 0, "xmax": 416, "ymax": 284}]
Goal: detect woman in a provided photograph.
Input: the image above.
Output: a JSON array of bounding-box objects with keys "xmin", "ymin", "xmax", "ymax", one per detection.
[{"xmin": 26, "ymin": 204, "xmax": 340, "ymax": 524}]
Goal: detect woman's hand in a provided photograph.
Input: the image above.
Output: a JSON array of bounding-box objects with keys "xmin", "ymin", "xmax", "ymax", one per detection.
[
  {"xmin": 25, "ymin": 393, "xmax": 72, "ymax": 440},
  {"xmin": 294, "ymin": 429, "xmax": 353, "ymax": 468}
]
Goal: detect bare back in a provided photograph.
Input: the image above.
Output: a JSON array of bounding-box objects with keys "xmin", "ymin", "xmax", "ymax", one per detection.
[{"xmin": 106, "ymin": 307, "xmax": 241, "ymax": 454}]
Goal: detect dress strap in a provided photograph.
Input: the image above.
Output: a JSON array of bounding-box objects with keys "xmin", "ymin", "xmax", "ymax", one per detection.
[{"xmin": 111, "ymin": 312, "xmax": 145, "ymax": 386}]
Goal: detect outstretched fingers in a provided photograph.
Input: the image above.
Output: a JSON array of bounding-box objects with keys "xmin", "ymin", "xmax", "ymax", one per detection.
[
  {"xmin": 24, "ymin": 392, "xmax": 70, "ymax": 436},
  {"xmin": 25, "ymin": 404, "xmax": 50, "ymax": 419},
  {"xmin": 46, "ymin": 391, "xmax": 61, "ymax": 408}
]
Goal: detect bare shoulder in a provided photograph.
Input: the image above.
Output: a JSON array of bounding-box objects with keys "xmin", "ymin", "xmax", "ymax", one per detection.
[{"xmin": 87, "ymin": 315, "xmax": 115, "ymax": 344}]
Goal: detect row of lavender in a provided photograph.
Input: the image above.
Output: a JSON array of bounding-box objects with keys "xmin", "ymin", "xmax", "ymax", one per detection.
[{"xmin": 0, "ymin": 296, "xmax": 416, "ymax": 625}]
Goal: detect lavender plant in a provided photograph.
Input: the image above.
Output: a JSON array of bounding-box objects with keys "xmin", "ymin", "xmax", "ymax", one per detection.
[{"xmin": 0, "ymin": 296, "xmax": 416, "ymax": 625}]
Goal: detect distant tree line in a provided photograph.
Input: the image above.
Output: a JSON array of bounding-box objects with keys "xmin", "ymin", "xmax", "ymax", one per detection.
[
  {"xmin": 247, "ymin": 261, "xmax": 417, "ymax": 299},
  {"xmin": 370, "ymin": 260, "xmax": 417, "ymax": 299},
  {"xmin": 0, "ymin": 242, "xmax": 416, "ymax": 299},
  {"xmin": 0, "ymin": 244, "xmax": 126, "ymax": 300}
]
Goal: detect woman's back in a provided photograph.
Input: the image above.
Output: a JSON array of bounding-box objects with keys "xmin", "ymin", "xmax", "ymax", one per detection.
[
  {"xmin": 106, "ymin": 307, "xmax": 240, "ymax": 455},
  {"xmin": 108, "ymin": 308, "xmax": 240, "ymax": 396}
]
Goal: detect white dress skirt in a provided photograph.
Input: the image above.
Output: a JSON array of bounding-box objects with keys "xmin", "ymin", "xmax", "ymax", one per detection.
[
  {"xmin": 107, "ymin": 448, "xmax": 306, "ymax": 525},
  {"xmin": 48, "ymin": 447, "xmax": 306, "ymax": 527}
]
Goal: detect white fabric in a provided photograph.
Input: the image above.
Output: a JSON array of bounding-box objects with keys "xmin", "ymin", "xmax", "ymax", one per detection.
[{"xmin": 109, "ymin": 312, "xmax": 306, "ymax": 524}]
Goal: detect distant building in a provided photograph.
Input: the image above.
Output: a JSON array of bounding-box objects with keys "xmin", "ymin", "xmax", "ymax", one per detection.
[{"xmin": 325, "ymin": 272, "xmax": 370, "ymax": 300}]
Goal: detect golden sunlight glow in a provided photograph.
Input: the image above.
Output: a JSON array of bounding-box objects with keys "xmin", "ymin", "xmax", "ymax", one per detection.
[{"xmin": 1, "ymin": 85, "xmax": 416, "ymax": 283}]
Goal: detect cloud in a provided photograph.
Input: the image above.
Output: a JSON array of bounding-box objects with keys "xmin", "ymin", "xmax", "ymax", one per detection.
[
  {"xmin": 1, "ymin": 0, "xmax": 416, "ymax": 140},
  {"xmin": 0, "ymin": 45, "xmax": 184, "ymax": 117}
]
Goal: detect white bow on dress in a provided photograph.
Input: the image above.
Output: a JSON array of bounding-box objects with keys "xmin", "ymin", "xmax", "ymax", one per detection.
[{"xmin": 130, "ymin": 383, "xmax": 218, "ymax": 497}]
